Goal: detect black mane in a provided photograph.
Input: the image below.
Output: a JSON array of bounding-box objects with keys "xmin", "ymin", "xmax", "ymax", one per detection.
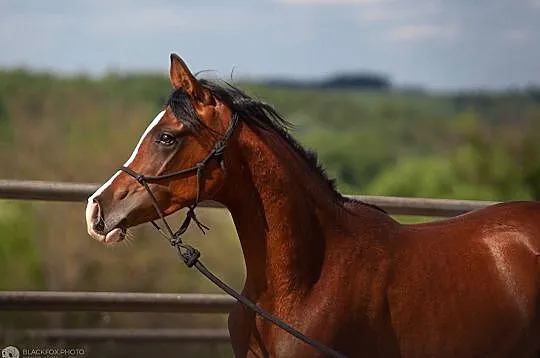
[{"xmin": 165, "ymin": 79, "xmax": 386, "ymax": 213}]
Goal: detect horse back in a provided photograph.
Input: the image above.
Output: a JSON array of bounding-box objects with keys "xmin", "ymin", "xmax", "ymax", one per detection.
[{"xmin": 387, "ymin": 201, "xmax": 540, "ymax": 357}]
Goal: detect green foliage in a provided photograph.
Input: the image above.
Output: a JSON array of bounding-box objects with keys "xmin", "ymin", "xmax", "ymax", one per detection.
[
  {"xmin": 367, "ymin": 120, "xmax": 540, "ymax": 201},
  {"xmin": 0, "ymin": 96, "xmax": 11, "ymax": 144},
  {"xmin": 0, "ymin": 201, "xmax": 45, "ymax": 290},
  {"xmin": 0, "ymin": 69, "xmax": 540, "ymax": 350}
]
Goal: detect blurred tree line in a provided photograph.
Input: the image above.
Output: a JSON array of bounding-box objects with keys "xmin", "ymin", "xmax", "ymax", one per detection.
[
  {"xmin": 246, "ymin": 81, "xmax": 540, "ymax": 201},
  {"xmin": 264, "ymin": 71, "xmax": 391, "ymax": 91},
  {"xmin": 0, "ymin": 69, "xmax": 539, "ymax": 356}
]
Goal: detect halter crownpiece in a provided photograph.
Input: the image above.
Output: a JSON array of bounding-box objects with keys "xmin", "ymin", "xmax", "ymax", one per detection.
[{"xmin": 117, "ymin": 112, "xmax": 346, "ymax": 358}]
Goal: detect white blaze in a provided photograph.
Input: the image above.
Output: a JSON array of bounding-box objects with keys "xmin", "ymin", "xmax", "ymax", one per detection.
[{"xmin": 85, "ymin": 110, "xmax": 166, "ymax": 241}]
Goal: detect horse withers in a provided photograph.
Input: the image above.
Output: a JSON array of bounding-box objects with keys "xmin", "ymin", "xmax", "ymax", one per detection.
[{"xmin": 85, "ymin": 53, "xmax": 540, "ymax": 357}]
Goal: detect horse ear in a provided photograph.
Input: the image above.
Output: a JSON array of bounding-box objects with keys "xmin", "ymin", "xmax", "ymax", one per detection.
[{"xmin": 169, "ymin": 53, "xmax": 213, "ymax": 105}]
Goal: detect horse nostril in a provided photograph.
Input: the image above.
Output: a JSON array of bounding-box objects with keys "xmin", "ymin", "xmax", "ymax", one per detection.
[
  {"xmin": 115, "ymin": 188, "xmax": 130, "ymax": 201},
  {"xmin": 91, "ymin": 199, "xmax": 106, "ymax": 233},
  {"xmin": 93, "ymin": 216, "xmax": 105, "ymax": 233}
]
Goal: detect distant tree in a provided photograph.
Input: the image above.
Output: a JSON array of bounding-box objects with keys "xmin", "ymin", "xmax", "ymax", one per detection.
[
  {"xmin": 262, "ymin": 72, "xmax": 392, "ymax": 91},
  {"xmin": 526, "ymin": 86, "xmax": 540, "ymax": 103},
  {"xmin": 521, "ymin": 117, "xmax": 540, "ymax": 200},
  {"xmin": 0, "ymin": 96, "xmax": 12, "ymax": 143},
  {"xmin": 320, "ymin": 73, "xmax": 391, "ymax": 91}
]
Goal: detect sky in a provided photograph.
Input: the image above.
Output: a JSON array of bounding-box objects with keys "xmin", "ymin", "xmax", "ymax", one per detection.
[{"xmin": 1, "ymin": 0, "xmax": 539, "ymax": 90}]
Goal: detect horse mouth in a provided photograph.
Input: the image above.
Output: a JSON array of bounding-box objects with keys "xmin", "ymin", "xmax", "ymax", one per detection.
[
  {"xmin": 93, "ymin": 216, "xmax": 127, "ymax": 244},
  {"xmin": 105, "ymin": 225, "xmax": 127, "ymax": 243}
]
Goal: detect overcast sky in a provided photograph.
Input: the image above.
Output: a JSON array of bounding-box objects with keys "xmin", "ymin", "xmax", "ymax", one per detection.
[{"xmin": 1, "ymin": 0, "xmax": 539, "ymax": 90}]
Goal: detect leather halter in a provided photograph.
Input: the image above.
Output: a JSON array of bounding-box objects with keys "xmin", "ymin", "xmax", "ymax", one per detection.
[
  {"xmin": 117, "ymin": 112, "xmax": 346, "ymax": 358},
  {"xmin": 119, "ymin": 113, "xmax": 239, "ymax": 262}
]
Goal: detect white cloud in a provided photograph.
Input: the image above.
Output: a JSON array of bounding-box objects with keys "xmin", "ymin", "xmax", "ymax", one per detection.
[
  {"xmin": 360, "ymin": 9, "xmax": 398, "ymax": 20},
  {"xmin": 0, "ymin": 2, "xmax": 252, "ymax": 41},
  {"xmin": 357, "ymin": 1, "xmax": 441, "ymax": 22},
  {"xmin": 277, "ymin": 0, "xmax": 385, "ymax": 5},
  {"xmin": 389, "ymin": 25, "xmax": 457, "ymax": 41},
  {"xmin": 85, "ymin": 4, "xmax": 254, "ymax": 35},
  {"xmin": 0, "ymin": 12, "xmax": 78, "ymax": 49},
  {"xmin": 504, "ymin": 29, "xmax": 530, "ymax": 43}
]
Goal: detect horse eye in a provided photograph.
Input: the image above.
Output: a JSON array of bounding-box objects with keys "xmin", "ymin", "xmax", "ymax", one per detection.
[{"xmin": 157, "ymin": 133, "xmax": 177, "ymax": 146}]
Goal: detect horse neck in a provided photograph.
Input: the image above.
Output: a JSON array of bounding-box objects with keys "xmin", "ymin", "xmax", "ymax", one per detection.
[{"xmin": 216, "ymin": 123, "xmax": 350, "ymax": 297}]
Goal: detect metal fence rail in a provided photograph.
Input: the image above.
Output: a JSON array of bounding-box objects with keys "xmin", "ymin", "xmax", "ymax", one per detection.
[
  {"xmin": 0, "ymin": 291, "xmax": 234, "ymax": 313},
  {"xmin": 0, "ymin": 179, "xmax": 497, "ymax": 217},
  {"xmin": 0, "ymin": 179, "xmax": 504, "ymax": 343},
  {"xmin": 4, "ymin": 328, "xmax": 230, "ymax": 342}
]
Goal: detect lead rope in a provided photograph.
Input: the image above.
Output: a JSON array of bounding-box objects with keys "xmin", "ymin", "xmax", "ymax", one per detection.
[
  {"xmin": 146, "ymin": 211, "xmax": 347, "ymax": 358},
  {"xmin": 117, "ymin": 114, "xmax": 347, "ymax": 358}
]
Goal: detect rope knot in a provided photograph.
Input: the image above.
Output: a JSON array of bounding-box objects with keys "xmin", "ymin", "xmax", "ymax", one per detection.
[
  {"xmin": 181, "ymin": 245, "xmax": 201, "ymax": 267},
  {"xmin": 170, "ymin": 233, "xmax": 183, "ymax": 247}
]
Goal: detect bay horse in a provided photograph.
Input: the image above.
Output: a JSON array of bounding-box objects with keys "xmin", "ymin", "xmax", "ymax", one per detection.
[{"xmin": 85, "ymin": 53, "xmax": 540, "ymax": 357}]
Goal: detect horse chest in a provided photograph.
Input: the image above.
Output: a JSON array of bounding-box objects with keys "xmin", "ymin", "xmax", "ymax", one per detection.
[
  {"xmin": 228, "ymin": 292, "xmax": 396, "ymax": 358},
  {"xmin": 228, "ymin": 296, "xmax": 342, "ymax": 357}
]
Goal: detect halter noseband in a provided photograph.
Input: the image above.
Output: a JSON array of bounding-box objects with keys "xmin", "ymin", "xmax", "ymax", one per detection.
[
  {"xmin": 116, "ymin": 112, "xmax": 346, "ymax": 358},
  {"xmin": 117, "ymin": 112, "xmax": 238, "ymax": 265}
]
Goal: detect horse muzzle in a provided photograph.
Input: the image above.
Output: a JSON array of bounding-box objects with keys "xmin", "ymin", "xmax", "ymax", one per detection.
[{"xmin": 85, "ymin": 200, "xmax": 127, "ymax": 244}]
